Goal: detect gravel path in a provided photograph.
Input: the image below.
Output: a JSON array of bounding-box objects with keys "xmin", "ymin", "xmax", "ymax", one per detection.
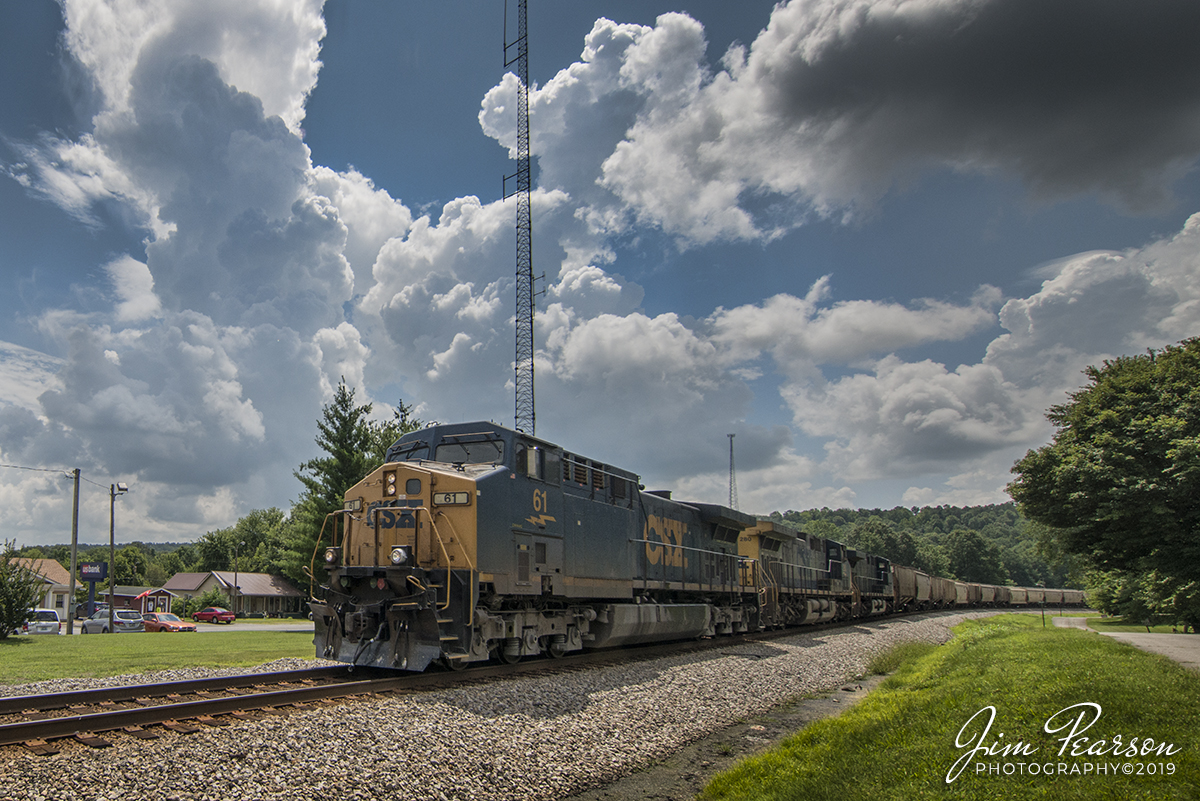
[{"xmin": 0, "ymin": 611, "xmax": 993, "ymax": 801}]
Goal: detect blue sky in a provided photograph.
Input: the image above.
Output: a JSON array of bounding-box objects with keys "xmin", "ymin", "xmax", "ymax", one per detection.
[{"xmin": 3, "ymin": 0, "xmax": 1200, "ymax": 546}]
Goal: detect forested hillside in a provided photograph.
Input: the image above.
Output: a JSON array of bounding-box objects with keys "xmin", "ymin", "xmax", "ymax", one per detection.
[{"xmin": 767, "ymin": 503, "xmax": 1082, "ymax": 588}]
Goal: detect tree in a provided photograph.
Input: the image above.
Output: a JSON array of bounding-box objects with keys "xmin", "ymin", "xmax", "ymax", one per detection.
[
  {"xmin": 113, "ymin": 545, "xmax": 148, "ymax": 587},
  {"xmin": 282, "ymin": 380, "xmax": 422, "ymax": 586},
  {"xmin": 943, "ymin": 528, "xmax": 1007, "ymax": 584},
  {"xmin": 848, "ymin": 517, "xmax": 919, "ymax": 567},
  {"xmin": 179, "ymin": 587, "xmax": 230, "ymax": 619},
  {"xmin": 0, "ymin": 541, "xmax": 43, "ymax": 639},
  {"xmin": 1009, "ymin": 339, "xmax": 1200, "ymax": 591},
  {"xmin": 197, "ymin": 508, "xmax": 289, "ymax": 576}
]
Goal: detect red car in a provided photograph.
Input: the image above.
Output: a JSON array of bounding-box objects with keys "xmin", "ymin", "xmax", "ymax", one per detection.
[
  {"xmin": 143, "ymin": 612, "xmax": 197, "ymax": 632},
  {"xmin": 192, "ymin": 606, "xmax": 236, "ymax": 624}
]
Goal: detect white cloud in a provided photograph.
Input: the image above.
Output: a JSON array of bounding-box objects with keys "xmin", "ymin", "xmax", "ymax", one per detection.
[
  {"xmin": 485, "ymin": 1, "xmax": 1200, "ymax": 249},
  {"xmin": 105, "ymin": 255, "xmax": 162, "ymax": 322},
  {"xmin": 0, "ymin": 342, "xmax": 65, "ymax": 416},
  {"xmin": 709, "ymin": 277, "xmax": 999, "ymax": 375},
  {"xmin": 778, "ymin": 212, "xmax": 1200, "ymax": 493},
  {"xmin": 63, "ymin": 0, "xmax": 324, "ymax": 134}
]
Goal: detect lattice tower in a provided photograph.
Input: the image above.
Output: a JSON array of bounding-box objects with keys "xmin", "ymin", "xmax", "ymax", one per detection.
[
  {"xmin": 728, "ymin": 433, "xmax": 739, "ymax": 511},
  {"xmin": 504, "ymin": 0, "xmax": 535, "ymax": 433}
]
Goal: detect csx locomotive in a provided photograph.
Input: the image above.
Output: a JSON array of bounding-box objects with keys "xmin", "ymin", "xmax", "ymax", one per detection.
[{"xmin": 310, "ymin": 421, "xmax": 1083, "ymax": 671}]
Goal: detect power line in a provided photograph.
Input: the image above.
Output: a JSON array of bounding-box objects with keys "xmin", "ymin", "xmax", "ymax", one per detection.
[{"xmin": 0, "ymin": 463, "xmax": 75, "ymax": 478}]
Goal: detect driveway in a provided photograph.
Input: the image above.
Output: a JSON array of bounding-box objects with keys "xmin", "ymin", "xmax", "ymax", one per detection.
[
  {"xmin": 192, "ymin": 619, "xmax": 315, "ymax": 633},
  {"xmin": 1052, "ymin": 616, "xmax": 1200, "ymax": 671}
]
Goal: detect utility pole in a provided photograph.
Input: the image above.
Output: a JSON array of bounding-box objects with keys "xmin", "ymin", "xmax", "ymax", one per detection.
[
  {"xmin": 66, "ymin": 468, "xmax": 80, "ymax": 635},
  {"xmin": 504, "ymin": 0, "xmax": 536, "ymax": 434},
  {"xmin": 108, "ymin": 482, "xmax": 128, "ymax": 632},
  {"xmin": 728, "ymin": 434, "xmax": 738, "ymax": 511}
]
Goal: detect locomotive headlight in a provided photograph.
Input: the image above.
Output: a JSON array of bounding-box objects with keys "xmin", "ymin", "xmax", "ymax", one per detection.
[
  {"xmin": 390, "ymin": 546, "xmax": 409, "ymax": 565},
  {"xmin": 324, "ymin": 547, "xmax": 341, "ymax": 566},
  {"xmin": 385, "ymin": 471, "xmax": 397, "ymax": 496}
]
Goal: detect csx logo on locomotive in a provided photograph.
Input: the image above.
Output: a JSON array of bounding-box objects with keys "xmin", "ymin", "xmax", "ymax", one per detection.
[
  {"xmin": 644, "ymin": 514, "xmax": 688, "ymax": 568},
  {"xmin": 369, "ymin": 503, "xmax": 417, "ymax": 529}
]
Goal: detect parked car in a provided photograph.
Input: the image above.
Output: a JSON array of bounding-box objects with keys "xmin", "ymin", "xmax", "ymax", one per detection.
[
  {"xmin": 81, "ymin": 609, "xmax": 145, "ymax": 634},
  {"xmin": 192, "ymin": 607, "xmax": 236, "ymax": 624},
  {"xmin": 16, "ymin": 609, "xmax": 62, "ymax": 635},
  {"xmin": 76, "ymin": 602, "xmax": 110, "ymax": 620},
  {"xmin": 142, "ymin": 612, "xmax": 197, "ymax": 633}
]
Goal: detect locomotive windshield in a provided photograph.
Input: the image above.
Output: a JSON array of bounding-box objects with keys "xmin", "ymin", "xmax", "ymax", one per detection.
[
  {"xmin": 435, "ymin": 437, "xmax": 504, "ymax": 465},
  {"xmin": 389, "ymin": 440, "xmax": 430, "ymax": 461}
]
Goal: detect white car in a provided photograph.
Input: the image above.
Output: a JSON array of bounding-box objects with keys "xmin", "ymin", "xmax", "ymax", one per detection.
[{"xmin": 18, "ymin": 608, "xmax": 63, "ymax": 635}]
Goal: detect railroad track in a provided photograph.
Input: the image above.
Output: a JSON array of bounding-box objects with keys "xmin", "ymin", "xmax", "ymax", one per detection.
[{"xmin": 0, "ymin": 613, "xmax": 936, "ymax": 756}]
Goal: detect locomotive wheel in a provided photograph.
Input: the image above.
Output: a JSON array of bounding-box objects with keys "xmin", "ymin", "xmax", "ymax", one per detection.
[
  {"xmin": 442, "ymin": 654, "xmax": 468, "ymax": 672},
  {"xmin": 496, "ymin": 646, "xmax": 522, "ymax": 665}
]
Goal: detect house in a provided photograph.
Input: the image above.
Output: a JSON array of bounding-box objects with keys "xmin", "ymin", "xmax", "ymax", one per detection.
[
  {"xmin": 9, "ymin": 558, "xmax": 72, "ymax": 614},
  {"xmin": 95, "ymin": 586, "xmax": 179, "ymax": 615},
  {"xmin": 163, "ymin": 571, "xmax": 306, "ymax": 616}
]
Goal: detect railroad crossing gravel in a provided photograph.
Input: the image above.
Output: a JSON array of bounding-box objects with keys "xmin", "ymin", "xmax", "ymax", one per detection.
[{"xmin": 0, "ymin": 611, "xmax": 995, "ymax": 801}]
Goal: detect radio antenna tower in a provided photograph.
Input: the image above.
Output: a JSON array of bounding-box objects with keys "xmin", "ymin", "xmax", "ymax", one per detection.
[
  {"xmin": 728, "ymin": 433, "xmax": 739, "ymax": 510},
  {"xmin": 504, "ymin": 0, "xmax": 536, "ymax": 434}
]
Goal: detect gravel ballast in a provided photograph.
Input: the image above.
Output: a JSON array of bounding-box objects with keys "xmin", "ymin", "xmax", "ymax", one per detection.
[{"xmin": 0, "ymin": 611, "xmax": 993, "ymax": 801}]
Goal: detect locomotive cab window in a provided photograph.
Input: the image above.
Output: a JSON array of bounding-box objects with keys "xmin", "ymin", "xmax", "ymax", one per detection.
[
  {"xmin": 519, "ymin": 445, "xmax": 541, "ymax": 479},
  {"xmin": 435, "ymin": 438, "xmax": 504, "ymax": 465},
  {"xmin": 389, "ymin": 440, "xmax": 430, "ymax": 462}
]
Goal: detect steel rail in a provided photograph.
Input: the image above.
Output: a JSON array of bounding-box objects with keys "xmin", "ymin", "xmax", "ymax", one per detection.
[
  {"xmin": 0, "ymin": 665, "xmax": 355, "ymax": 716},
  {"xmin": 0, "ymin": 675, "xmax": 405, "ymax": 748}
]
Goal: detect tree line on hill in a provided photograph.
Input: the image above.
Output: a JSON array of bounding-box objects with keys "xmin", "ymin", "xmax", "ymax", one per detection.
[{"xmin": 764, "ymin": 504, "xmax": 1081, "ymax": 589}]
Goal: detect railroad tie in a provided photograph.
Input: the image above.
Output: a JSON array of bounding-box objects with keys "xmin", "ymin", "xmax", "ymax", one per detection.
[
  {"xmin": 75, "ymin": 732, "xmax": 111, "ymax": 748},
  {"xmin": 123, "ymin": 726, "xmax": 160, "ymax": 740},
  {"xmin": 161, "ymin": 720, "xmax": 203, "ymax": 734}
]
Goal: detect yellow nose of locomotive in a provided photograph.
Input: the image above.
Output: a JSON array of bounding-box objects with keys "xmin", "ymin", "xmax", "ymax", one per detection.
[{"xmin": 339, "ymin": 465, "xmax": 426, "ymax": 568}]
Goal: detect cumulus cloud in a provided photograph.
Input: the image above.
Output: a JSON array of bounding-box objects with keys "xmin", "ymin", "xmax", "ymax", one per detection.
[
  {"xmin": 783, "ymin": 212, "xmax": 1200, "ymax": 500},
  {"xmin": 0, "ymin": 342, "xmax": 65, "ymax": 415},
  {"xmin": 709, "ymin": 277, "xmax": 1000, "ymax": 376},
  {"xmin": 486, "ymin": 1, "xmax": 1200, "ymax": 247},
  {"xmin": 105, "ymin": 255, "xmax": 162, "ymax": 322},
  {"xmin": 0, "ymin": 1, "xmax": 363, "ymax": 541}
]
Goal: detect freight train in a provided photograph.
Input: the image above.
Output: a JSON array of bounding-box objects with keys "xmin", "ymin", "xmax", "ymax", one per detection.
[{"xmin": 309, "ymin": 422, "xmax": 1084, "ymax": 671}]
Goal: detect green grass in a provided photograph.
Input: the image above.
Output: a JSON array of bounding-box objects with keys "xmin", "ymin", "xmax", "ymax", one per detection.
[
  {"xmin": 1086, "ymin": 618, "xmax": 1193, "ymax": 634},
  {"xmin": 867, "ymin": 641, "xmax": 938, "ymax": 675},
  {"xmin": 701, "ymin": 615, "xmax": 1200, "ymax": 801},
  {"xmin": 0, "ymin": 632, "xmax": 317, "ymax": 684}
]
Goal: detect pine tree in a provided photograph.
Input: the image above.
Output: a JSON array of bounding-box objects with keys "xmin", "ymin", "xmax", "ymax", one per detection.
[{"xmin": 281, "ymin": 380, "xmax": 422, "ymax": 587}]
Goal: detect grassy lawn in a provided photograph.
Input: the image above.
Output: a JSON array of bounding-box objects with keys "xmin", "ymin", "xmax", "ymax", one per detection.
[
  {"xmin": 701, "ymin": 615, "xmax": 1199, "ymax": 801},
  {"xmin": 0, "ymin": 632, "xmax": 317, "ymax": 685},
  {"xmin": 1086, "ymin": 618, "xmax": 1194, "ymax": 634}
]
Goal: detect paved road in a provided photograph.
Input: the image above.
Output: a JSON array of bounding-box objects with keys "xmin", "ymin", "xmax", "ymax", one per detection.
[
  {"xmin": 195, "ymin": 620, "xmax": 314, "ymax": 633},
  {"xmin": 1052, "ymin": 616, "xmax": 1200, "ymax": 671}
]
